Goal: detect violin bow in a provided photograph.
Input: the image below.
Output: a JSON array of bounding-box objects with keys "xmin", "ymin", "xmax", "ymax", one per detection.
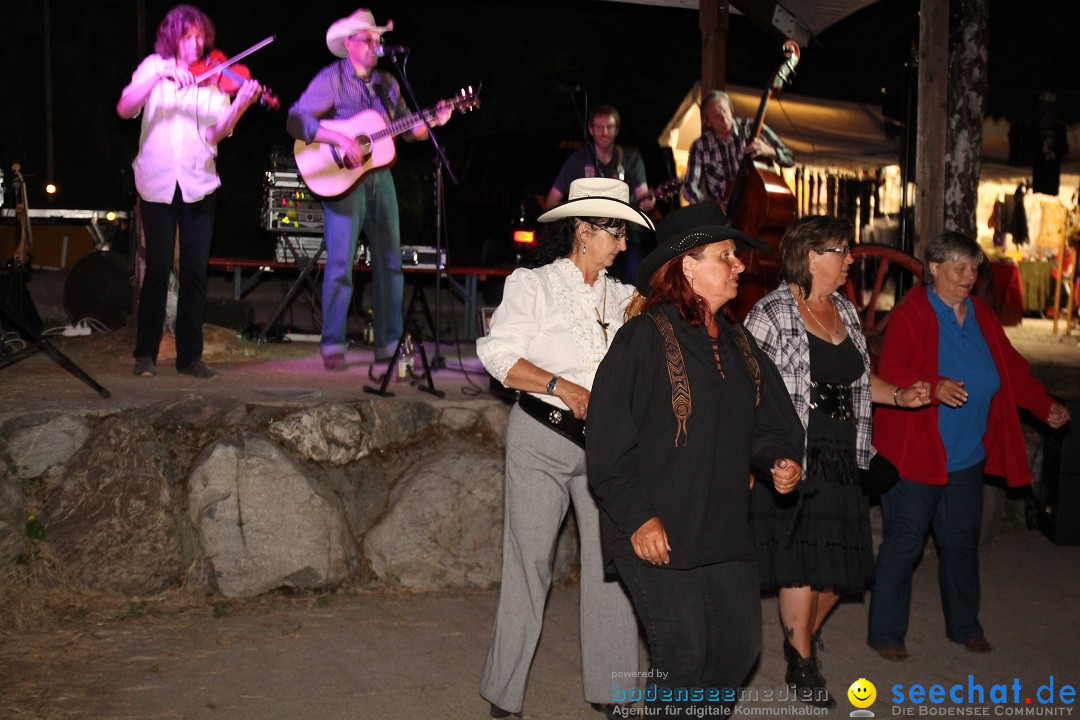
[{"xmin": 192, "ymin": 35, "xmax": 276, "ymax": 85}]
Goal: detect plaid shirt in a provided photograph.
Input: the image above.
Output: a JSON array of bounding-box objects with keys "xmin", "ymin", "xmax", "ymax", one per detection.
[
  {"xmin": 682, "ymin": 118, "xmax": 794, "ymax": 204},
  {"xmin": 287, "ymin": 61, "xmax": 409, "ymax": 145},
  {"xmin": 743, "ymin": 284, "xmax": 875, "ymax": 471}
]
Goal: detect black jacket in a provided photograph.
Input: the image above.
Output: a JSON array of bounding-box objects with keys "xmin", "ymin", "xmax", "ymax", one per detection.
[{"xmin": 586, "ymin": 304, "xmax": 804, "ymax": 572}]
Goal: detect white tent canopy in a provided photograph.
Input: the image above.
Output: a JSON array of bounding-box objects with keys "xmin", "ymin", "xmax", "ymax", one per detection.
[
  {"xmin": 662, "ymin": 83, "xmax": 1080, "ymax": 175},
  {"xmin": 660, "ymin": 82, "xmax": 898, "ymax": 171}
]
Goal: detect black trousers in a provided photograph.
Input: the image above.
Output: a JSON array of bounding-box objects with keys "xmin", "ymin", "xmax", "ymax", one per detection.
[
  {"xmin": 134, "ymin": 187, "xmax": 216, "ymax": 370},
  {"xmin": 615, "ymin": 557, "xmax": 761, "ymax": 716}
]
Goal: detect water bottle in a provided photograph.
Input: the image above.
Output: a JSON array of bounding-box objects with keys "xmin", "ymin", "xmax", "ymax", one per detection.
[{"xmin": 398, "ymin": 332, "xmax": 412, "ymax": 379}]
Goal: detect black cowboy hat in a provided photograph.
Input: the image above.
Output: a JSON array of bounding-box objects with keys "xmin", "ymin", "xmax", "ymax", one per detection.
[{"xmin": 634, "ymin": 202, "xmax": 768, "ymax": 295}]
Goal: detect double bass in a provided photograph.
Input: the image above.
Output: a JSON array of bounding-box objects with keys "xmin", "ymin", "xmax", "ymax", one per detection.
[{"xmin": 724, "ymin": 41, "xmax": 800, "ymax": 318}]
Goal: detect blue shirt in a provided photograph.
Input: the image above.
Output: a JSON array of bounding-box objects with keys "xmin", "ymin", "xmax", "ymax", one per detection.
[{"xmin": 930, "ymin": 289, "xmax": 1000, "ymax": 471}]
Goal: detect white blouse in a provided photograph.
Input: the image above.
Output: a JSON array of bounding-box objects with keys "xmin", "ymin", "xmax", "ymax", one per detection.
[
  {"xmin": 476, "ymin": 258, "xmax": 635, "ymax": 411},
  {"xmin": 124, "ymin": 54, "xmax": 231, "ymax": 204}
]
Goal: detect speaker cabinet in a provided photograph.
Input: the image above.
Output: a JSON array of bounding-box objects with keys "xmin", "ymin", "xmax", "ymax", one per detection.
[
  {"xmin": 64, "ymin": 251, "xmax": 132, "ymax": 330},
  {"xmin": 1038, "ymin": 399, "xmax": 1080, "ymax": 546},
  {"xmin": 203, "ymin": 298, "xmax": 254, "ymax": 332}
]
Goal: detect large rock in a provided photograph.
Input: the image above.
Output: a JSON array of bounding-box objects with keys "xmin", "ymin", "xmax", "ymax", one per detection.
[
  {"xmin": 43, "ymin": 415, "xmax": 188, "ymax": 594},
  {"xmin": 0, "ymin": 413, "xmax": 90, "ymax": 480},
  {"xmin": 0, "ymin": 468, "xmax": 25, "ymax": 564},
  {"xmin": 365, "ymin": 447, "xmax": 504, "ymax": 589},
  {"xmin": 269, "ymin": 401, "xmax": 437, "ymax": 465},
  {"xmin": 188, "ymin": 434, "xmax": 356, "ymax": 597}
]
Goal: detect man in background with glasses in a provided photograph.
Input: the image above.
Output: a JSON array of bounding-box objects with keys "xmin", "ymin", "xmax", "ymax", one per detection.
[{"xmin": 545, "ymin": 105, "xmax": 655, "ymax": 284}]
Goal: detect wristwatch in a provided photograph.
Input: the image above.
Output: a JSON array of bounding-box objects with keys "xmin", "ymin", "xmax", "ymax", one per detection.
[{"xmin": 546, "ymin": 375, "xmax": 560, "ymax": 395}]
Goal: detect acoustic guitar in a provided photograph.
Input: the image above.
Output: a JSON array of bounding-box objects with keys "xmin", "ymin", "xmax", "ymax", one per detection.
[{"xmin": 294, "ymin": 87, "xmax": 480, "ymax": 198}]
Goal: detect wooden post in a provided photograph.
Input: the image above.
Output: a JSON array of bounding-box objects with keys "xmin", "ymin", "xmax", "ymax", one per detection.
[
  {"xmin": 1053, "ymin": 230, "xmax": 1066, "ymax": 334},
  {"xmin": 700, "ymin": 0, "xmax": 729, "ymax": 92},
  {"xmin": 914, "ymin": 0, "xmax": 949, "ymax": 259}
]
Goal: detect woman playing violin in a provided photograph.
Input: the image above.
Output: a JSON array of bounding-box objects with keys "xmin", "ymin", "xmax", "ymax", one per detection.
[{"xmin": 117, "ymin": 4, "xmax": 262, "ymax": 379}]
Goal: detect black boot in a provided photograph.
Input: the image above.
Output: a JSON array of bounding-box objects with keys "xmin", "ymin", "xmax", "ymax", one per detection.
[{"xmin": 784, "ymin": 640, "xmax": 837, "ymax": 708}]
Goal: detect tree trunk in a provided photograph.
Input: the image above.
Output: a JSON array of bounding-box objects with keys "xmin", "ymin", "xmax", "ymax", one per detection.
[{"xmin": 944, "ymin": 0, "xmax": 989, "ymax": 239}]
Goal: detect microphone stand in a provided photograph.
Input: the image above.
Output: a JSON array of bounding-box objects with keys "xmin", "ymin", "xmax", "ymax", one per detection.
[
  {"xmin": 557, "ymin": 81, "xmax": 593, "ymax": 170},
  {"xmin": 387, "ymin": 49, "xmax": 457, "ymax": 371}
]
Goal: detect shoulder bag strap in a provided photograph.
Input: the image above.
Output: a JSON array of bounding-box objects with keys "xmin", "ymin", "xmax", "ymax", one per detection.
[
  {"xmin": 648, "ymin": 308, "xmax": 692, "ymax": 447},
  {"xmin": 729, "ymin": 323, "xmax": 761, "ymax": 408}
]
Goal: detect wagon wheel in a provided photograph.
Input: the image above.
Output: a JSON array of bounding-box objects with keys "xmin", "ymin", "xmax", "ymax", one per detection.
[{"xmin": 844, "ymin": 244, "xmax": 923, "ymax": 363}]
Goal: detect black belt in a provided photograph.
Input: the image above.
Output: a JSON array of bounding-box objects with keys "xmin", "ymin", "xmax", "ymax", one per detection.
[
  {"xmin": 809, "ymin": 381, "xmax": 854, "ymax": 422},
  {"xmin": 518, "ymin": 392, "xmax": 586, "ymax": 449}
]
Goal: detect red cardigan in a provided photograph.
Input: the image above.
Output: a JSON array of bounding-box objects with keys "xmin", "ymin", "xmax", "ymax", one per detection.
[{"xmin": 873, "ymin": 287, "xmax": 1054, "ymax": 488}]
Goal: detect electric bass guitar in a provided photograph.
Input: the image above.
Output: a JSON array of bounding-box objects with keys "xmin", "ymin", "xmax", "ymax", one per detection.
[
  {"xmin": 293, "ymin": 86, "xmax": 480, "ymax": 198},
  {"xmin": 637, "ymin": 178, "xmax": 683, "ymax": 207}
]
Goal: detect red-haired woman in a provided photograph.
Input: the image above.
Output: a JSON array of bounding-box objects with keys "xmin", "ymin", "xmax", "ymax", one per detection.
[
  {"xmin": 117, "ymin": 4, "xmax": 262, "ymax": 379},
  {"xmin": 587, "ymin": 203, "xmax": 804, "ymax": 717}
]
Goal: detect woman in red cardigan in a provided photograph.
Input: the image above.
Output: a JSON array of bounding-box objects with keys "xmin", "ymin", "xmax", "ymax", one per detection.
[{"xmin": 868, "ymin": 232, "xmax": 1069, "ymax": 660}]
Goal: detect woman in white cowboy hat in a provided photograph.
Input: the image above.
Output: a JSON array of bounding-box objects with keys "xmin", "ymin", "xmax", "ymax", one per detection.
[
  {"xmin": 476, "ymin": 178, "xmax": 653, "ymax": 719},
  {"xmin": 587, "ymin": 202, "xmax": 804, "ymax": 717}
]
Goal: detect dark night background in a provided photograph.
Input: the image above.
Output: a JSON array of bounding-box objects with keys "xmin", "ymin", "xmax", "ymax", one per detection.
[{"xmin": 2, "ymin": 0, "xmax": 1078, "ymax": 262}]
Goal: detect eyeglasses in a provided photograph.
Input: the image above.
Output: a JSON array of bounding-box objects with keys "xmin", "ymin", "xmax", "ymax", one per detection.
[
  {"xmin": 348, "ymin": 34, "xmax": 381, "ymax": 46},
  {"xmin": 589, "ymin": 223, "xmax": 627, "ymax": 241},
  {"xmin": 815, "ymin": 246, "xmax": 852, "ymax": 257}
]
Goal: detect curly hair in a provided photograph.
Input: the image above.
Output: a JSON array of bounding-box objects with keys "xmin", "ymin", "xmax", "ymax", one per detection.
[
  {"xmin": 527, "ymin": 216, "xmax": 627, "ymax": 269},
  {"xmin": 778, "ymin": 215, "xmax": 853, "ymax": 298},
  {"xmin": 154, "ymin": 4, "xmax": 215, "ymax": 58}
]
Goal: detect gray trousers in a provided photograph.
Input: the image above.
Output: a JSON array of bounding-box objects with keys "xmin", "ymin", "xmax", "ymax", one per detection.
[{"xmin": 480, "ymin": 405, "xmax": 639, "ymax": 713}]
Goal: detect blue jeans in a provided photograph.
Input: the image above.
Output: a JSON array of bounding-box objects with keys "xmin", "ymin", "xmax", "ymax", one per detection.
[
  {"xmin": 615, "ymin": 557, "xmax": 760, "ymax": 716},
  {"xmin": 135, "ymin": 187, "xmax": 215, "ymax": 370},
  {"xmin": 868, "ymin": 461, "xmax": 986, "ymax": 649},
  {"xmin": 320, "ymin": 168, "xmax": 402, "ymax": 359}
]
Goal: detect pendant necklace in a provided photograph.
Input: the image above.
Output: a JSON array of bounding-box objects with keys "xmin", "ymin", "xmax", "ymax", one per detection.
[
  {"xmin": 594, "ymin": 276, "xmax": 610, "ymax": 343},
  {"xmin": 801, "ymin": 292, "xmax": 842, "ymax": 344}
]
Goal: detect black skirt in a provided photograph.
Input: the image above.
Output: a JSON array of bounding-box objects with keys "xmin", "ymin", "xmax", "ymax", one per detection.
[{"xmin": 750, "ymin": 335, "xmax": 873, "ymax": 595}]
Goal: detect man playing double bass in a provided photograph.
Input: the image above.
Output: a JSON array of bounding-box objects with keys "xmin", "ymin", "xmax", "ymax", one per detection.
[
  {"xmin": 286, "ymin": 8, "xmax": 451, "ymax": 370},
  {"xmin": 682, "ymin": 90, "xmax": 794, "ymax": 206}
]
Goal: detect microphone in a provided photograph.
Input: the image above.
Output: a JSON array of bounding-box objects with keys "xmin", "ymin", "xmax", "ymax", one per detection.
[{"xmin": 375, "ymin": 44, "xmax": 410, "ymax": 57}]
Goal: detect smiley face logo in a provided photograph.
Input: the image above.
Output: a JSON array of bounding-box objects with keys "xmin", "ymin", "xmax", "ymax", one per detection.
[{"xmin": 847, "ymin": 678, "xmax": 877, "ymax": 709}]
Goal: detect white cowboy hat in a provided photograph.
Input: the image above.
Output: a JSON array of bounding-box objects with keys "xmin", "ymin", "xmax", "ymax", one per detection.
[
  {"xmin": 537, "ymin": 178, "xmax": 655, "ymax": 230},
  {"xmin": 326, "ymin": 9, "xmax": 393, "ymax": 58}
]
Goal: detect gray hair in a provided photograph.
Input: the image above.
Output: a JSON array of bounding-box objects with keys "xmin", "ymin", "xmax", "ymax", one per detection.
[
  {"xmin": 924, "ymin": 231, "xmax": 984, "ymax": 284},
  {"xmin": 700, "ymin": 90, "xmax": 732, "ymax": 119}
]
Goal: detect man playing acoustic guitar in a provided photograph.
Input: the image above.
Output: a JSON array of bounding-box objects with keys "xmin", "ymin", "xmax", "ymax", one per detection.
[{"xmin": 287, "ymin": 8, "xmax": 451, "ymax": 370}]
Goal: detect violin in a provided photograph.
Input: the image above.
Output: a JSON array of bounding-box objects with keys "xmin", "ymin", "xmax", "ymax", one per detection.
[
  {"xmin": 189, "ymin": 36, "xmax": 279, "ymax": 109},
  {"xmin": 10, "ymin": 163, "xmax": 32, "ymax": 269}
]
